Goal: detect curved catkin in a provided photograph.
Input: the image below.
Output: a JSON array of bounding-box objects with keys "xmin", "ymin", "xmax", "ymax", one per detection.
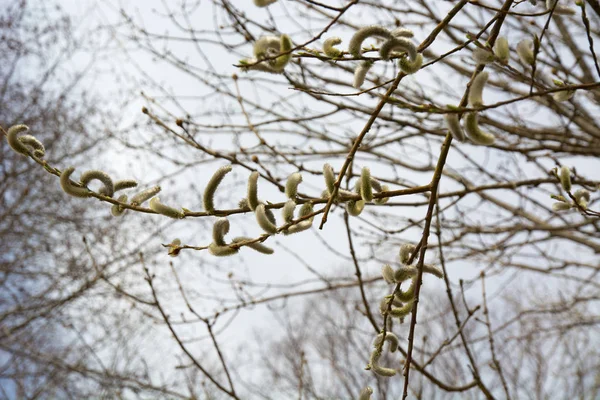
[
  {"xmin": 552, "ymin": 202, "xmax": 572, "ymax": 212},
  {"xmin": 464, "ymin": 113, "xmax": 495, "ymax": 146},
  {"xmin": 574, "ymin": 189, "xmax": 590, "ymax": 203},
  {"xmin": 17, "ymin": 134, "xmax": 45, "ymax": 157},
  {"xmin": 149, "ymin": 197, "xmax": 184, "ymax": 219},
  {"xmin": 389, "ymin": 300, "xmax": 414, "ymax": 321},
  {"xmin": 423, "ymin": 264, "xmax": 444, "ymax": 279},
  {"xmin": 253, "ymin": 36, "xmax": 281, "ymax": 59},
  {"xmin": 399, "ymin": 53, "xmax": 423, "ymax": 74},
  {"xmin": 347, "ymin": 199, "xmax": 365, "ymax": 216},
  {"xmin": 394, "ymin": 265, "xmax": 418, "ymax": 283},
  {"xmin": 382, "ymin": 264, "xmax": 395, "ymax": 283},
  {"xmin": 113, "ymin": 180, "xmax": 138, "ymax": 193},
  {"xmin": 253, "ymin": 0, "xmax": 278, "ymax": 7},
  {"xmin": 374, "ymin": 185, "xmax": 390, "ymax": 204},
  {"xmin": 282, "ymin": 199, "xmax": 296, "ymax": 223},
  {"xmin": 130, "ymin": 186, "xmax": 161, "ymax": 206},
  {"xmin": 111, "ymin": 194, "xmax": 128, "ymax": 217},
  {"xmin": 379, "ymin": 37, "xmax": 417, "ymax": 61},
  {"xmin": 348, "ymin": 25, "xmax": 392, "ymax": 57},
  {"xmin": 468, "ymin": 71, "xmax": 489, "ymax": 107},
  {"xmin": 559, "ymin": 166, "xmax": 571, "ymax": 192},
  {"xmin": 232, "ymin": 237, "xmax": 274, "ymax": 254},
  {"xmin": 360, "ymin": 167, "xmax": 373, "ymax": 202},
  {"xmin": 472, "ymin": 47, "xmax": 495, "ymax": 65},
  {"xmin": 391, "ymin": 27, "xmax": 414, "ymax": 38},
  {"xmin": 204, "ymin": 165, "xmax": 233, "ymax": 213},
  {"xmin": 212, "ymin": 218, "xmax": 230, "ymax": 246},
  {"xmin": 247, "ymin": 171, "xmax": 260, "ymax": 211},
  {"xmin": 60, "ymin": 167, "xmax": 91, "ymax": 198},
  {"xmin": 271, "ymin": 34, "xmax": 293, "ymax": 71},
  {"xmin": 493, "ymin": 37, "xmax": 510, "ymax": 64},
  {"xmin": 369, "ymin": 350, "xmax": 396, "ymax": 377},
  {"xmin": 444, "ymin": 113, "xmax": 465, "ymax": 142},
  {"xmin": 285, "ymin": 202, "xmax": 313, "ymax": 234},
  {"xmin": 353, "ymin": 61, "xmax": 374, "ymax": 89},
  {"xmin": 323, "ymin": 163, "xmax": 336, "ymax": 195},
  {"xmin": 256, "ymin": 204, "xmax": 278, "ymax": 234},
  {"xmin": 323, "ymin": 37, "xmax": 343, "ymax": 57},
  {"xmin": 80, "ymin": 170, "xmax": 115, "ymax": 198},
  {"xmin": 358, "ymin": 386, "xmax": 373, "ymax": 400},
  {"xmin": 208, "ymin": 243, "xmax": 239, "ymax": 257},
  {"xmin": 396, "ymin": 278, "xmax": 416, "ymax": 302},
  {"xmin": 7, "ymin": 124, "xmax": 31, "ymax": 155},
  {"xmin": 285, "ymin": 172, "xmax": 302, "ymax": 199},
  {"xmin": 516, "ymin": 39, "xmax": 534, "ymax": 65},
  {"xmin": 374, "ymin": 332, "xmax": 399, "ymax": 353},
  {"xmin": 399, "ymin": 243, "xmax": 417, "ymax": 264}
]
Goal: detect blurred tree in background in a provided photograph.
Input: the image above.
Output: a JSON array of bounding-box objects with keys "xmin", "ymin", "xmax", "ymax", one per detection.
[{"xmin": 2, "ymin": 0, "xmax": 600, "ymax": 399}]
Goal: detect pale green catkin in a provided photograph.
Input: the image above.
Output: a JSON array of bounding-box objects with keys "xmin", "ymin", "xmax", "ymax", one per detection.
[
  {"xmin": 60, "ymin": 167, "xmax": 91, "ymax": 198},
  {"xmin": 247, "ymin": 171, "xmax": 260, "ymax": 211},
  {"xmin": 323, "ymin": 37, "xmax": 343, "ymax": 57},
  {"xmin": 208, "ymin": 243, "xmax": 239, "ymax": 257},
  {"xmin": 348, "ymin": 25, "xmax": 393, "ymax": 57},
  {"xmin": 16, "ymin": 134, "xmax": 45, "ymax": 157},
  {"xmin": 204, "ymin": 165, "xmax": 232, "ymax": 213},
  {"xmin": 130, "ymin": 186, "xmax": 161, "ymax": 206},
  {"xmin": 444, "ymin": 113, "xmax": 465, "ymax": 142},
  {"xmin": 374, "ymin": 332, "xmax": 399, "ymax": 352},
  {"xmin": 285, "ymin": 172, "xmax": 302, "ymax": 199},
  {"xmin": 464, "ymin": 113, "xmax": 495, "ymax": 145},
  {"xmin": 399, "ymin": 53, "xmax": 423, "ymax": 74},
  {"xmin": 149, "ymin": 197, "xmax": 184, "ymax": 219},
  {"xmin": 111, "ymin": 194, "xmax": 128, "ymax": 217},
  {"xmin": 7, "ymin": 124, "xmax": 32, "ymax": 155},
  {"xmin": 256, "ymin": 204, "xmax": 278, "ymax": 234},
  {"xmin": 360, "ymin": 167, "xmax": 373, "ymax": 202},
  {"xmin": 232, "ymin": 237, "xmax": 274, "ymax": 254},
  {"xmin": 358, "ymin": 386, "xmax": 373, "ymax": 400},
  {"xmin": 399, "ymin": 243, "xmax": 417, "ymax": 264},
  {"xmin": 80, "ymin": 170, "xmax": 115, "ymax": 198},
  {"xmin": 468, "ymin": 71, "xmax": 489, "ymax": 107},
  {"xmin": 323, "ymin": 163, "xmax": 336, "ymax": 195},
  {"xmin": 379, "ymin": 37, "xmax": 417, "ymax": 61},
  {"xmin": 559, "ymin": 166, "xmax": 571, "ymax": 192},
  {"xmin": 368, "ymin": 349, "xmax": 396, "ymax": 377},
  {"xmin": 212, "ymin": 218, "xmax": 230, "ymax": 246},
  {"xmin": 493, "ymin": 37, "xmax": 510, "ymax": 64},
  {"xmin": 282, "ymin": 199, "xmax": 296, "ymax": 223}
]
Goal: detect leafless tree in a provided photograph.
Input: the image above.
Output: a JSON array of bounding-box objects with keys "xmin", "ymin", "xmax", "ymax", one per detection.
[{"xmin": 4, "ymin": 0, "xmax": 600, "ymax": 399}]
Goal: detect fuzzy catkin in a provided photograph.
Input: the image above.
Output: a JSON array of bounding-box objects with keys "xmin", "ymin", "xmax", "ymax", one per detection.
[
  {"xmin": 360, "ymin": 167, "xmax": 373, "ymax": 202},
  {"xmin": 204, "ymin": 165, "xmax": 232, "ymax": 213},
  {"xmin": 256, "ymin": 204, "xmax": 278, "ymax": 234},
  {"xmin": 399, "ymin": 53, "xmax": 423, "ymax": 74},
  {"xmin": 212, "ymin": 218, "xmax": 230, "ymax": 246},
  {"xmin": 285, "ymin": 172, "xmax": 302, "ymax": 199},
  {"xmin": 444, "ymin": 113, "xmax": 465, "ymax": 142},
  {"xmin": 516, "ymin": 39, "xmax": 535, "ymax": 65},
  {"xmin": 149, "ymin": 197, "xmax": 184, "ymax": 219},
  {"xmin": 6, "ymin": 124, "xmax": 31, "ymax": 155},
  {"xmin": 348, "ymin": 25, "xmax": 393, "ymax": 57},
  {"xmin": 247, "ymin": 171, "xmax": 260, "ymax": 211},
  {"xmin": 379, "ymin": 37, "xmax": 417, "ymax": 61},
  {"xmin": 493, "ymin": 37, "xmax": 510, "ymax": 64},
  {"xmin": 80, "ymin": 170, "xmax": 115, "ymax": 198},
  {"xmin": 232, "ymin": 237, "xmax": 274, "ymax": 254},
  {"xmin": 464, "ymin": 113, "xmax": 495, "ymax": 145},
  {"xmin": 468, "ymin": 71, "xmax": 489, "ymax": 107},
  {"xmin": 16, "ymin": 134, "xmax": 45, "ymax": 157},
  {"xmin": 323, "ymin": 37, "xmax": 342, "ymax": 57},
  {"xmin": 60, "ymin": 167, "xmax": 91, "ymax": 198},
  {"xmin": 559, "ymin": 166, "xmax": 571, "ymax": 192},
  {"xmin": 130, "ymin": 186, "xmax": 161, "ymax": 206},
  {"xmin": 353, "ymin": 61, "xmax": 373, "ymax": 89}
]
